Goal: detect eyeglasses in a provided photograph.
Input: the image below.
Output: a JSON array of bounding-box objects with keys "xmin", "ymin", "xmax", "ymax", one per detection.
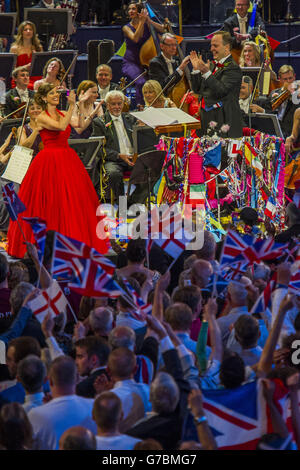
[{"xmin": 162, "ymin": 42, "xmax": 177, "ymax": 47}]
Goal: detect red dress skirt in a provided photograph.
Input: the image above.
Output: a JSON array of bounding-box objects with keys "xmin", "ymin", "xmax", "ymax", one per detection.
[{"xmin": 7, "ymin": 112, "xmax": 109, "ymax": 258}]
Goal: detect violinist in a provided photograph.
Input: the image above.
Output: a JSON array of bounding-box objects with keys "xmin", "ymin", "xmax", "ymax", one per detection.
[
  {"xmin": 4, "ymin": 66, "xmax": 35, "ymax": 118},
  {"xmin": 223, "ymin": 0, "xmax": 264, "ymax": 50},
  {"xmin": 253, "ymin": 65, "xmax": 298, "ymax": 138},
  {"xmin": 122, "ymin": 2, "xmax": 165, "ymax": 107},
  {"xmin": 285, "ymin": 108, "xmax": 300, "ymax": 155},
  {"xmin": 96, "ymin": 65, "xmax": 118, "ymax": 100},
  {"xmin": 148, "ymin": 33, "xmax": 190, "ymax": 96}
]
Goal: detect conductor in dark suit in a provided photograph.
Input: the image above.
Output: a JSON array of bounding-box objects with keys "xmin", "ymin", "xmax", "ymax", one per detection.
[
  {"xmin": 223, "ymin": 0, "xmax": 264, "ymax": 50},
  {"xmin": 190, "ymin": 31, "xmax": 243, "ymax": 138},
  {"xmin": 148, "ymin": 33, "xmax": 190, "ymax": 96},
  {"xmin": 91, "ymin": 90, "xmax": 136, "ymax": 203}
]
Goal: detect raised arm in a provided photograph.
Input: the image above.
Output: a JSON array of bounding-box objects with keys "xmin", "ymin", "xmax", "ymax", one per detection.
[
  {"xmin": 36, "ymin": 90, "xmax": 76, "ymax": 131},
  {"xmin": 122, "ymin": 10, "xmax": 148, "ymax": 43}
]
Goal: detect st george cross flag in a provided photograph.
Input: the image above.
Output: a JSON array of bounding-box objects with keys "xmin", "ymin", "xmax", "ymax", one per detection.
[
  {"xmin": 22, "ymin": 217, "xmax": 47, "ymax": 263},
  {"xmin": 2, "ymin": 182, "xmax": 26, "ymax": 221},
  {"xmin": 202, "ymin": 378, "xmax": 288, "ymax": 450},
  {"xmin": 28, "ymin": 281, "xmax": 68, "ymax": 324},
  {"xmin": 52, "ymin": 232, "xmax": 115, "ymax": 281},
  {"xmin": 68, "ymin": 258, "xmax": 120, "ymax": 298}
]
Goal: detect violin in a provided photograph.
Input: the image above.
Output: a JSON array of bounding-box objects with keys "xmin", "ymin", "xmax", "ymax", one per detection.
[
  {"xmin": 118, "ymin": 77, "xmax": 131, "ymax": 112},
  {"xmin": 271, "ymin": 87, "xmax": 291, "ymax": 111}
]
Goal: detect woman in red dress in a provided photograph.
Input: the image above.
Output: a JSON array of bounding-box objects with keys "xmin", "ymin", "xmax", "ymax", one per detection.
[
  {"xmin": 10, "ymin": 21, "xmax": 43, "ymax": 90},
  {"xmin": 7, "ymin": 84, "xmax": 109, "ymax": 258}
]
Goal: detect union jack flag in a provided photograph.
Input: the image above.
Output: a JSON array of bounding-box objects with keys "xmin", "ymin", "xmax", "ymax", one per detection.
[
  {"xmin": 68, "ymin": 258, "xmax": 120, "ymax": 298},
  {"xmin": 22, "ymin": 217, "xmax": 47, "ymax": 263},
  {"xmin": 221, "ymin": 260, "xmax": 248, "ymax": 281},
  {"xmin": 149, "ymin": 205, "xmax": 195, "ymax": 261},
  {"xmin": 289, "ymin": 272, "xmax": 300, "ymax": 295},
  {"xmin": 51, "ymin": 232, "xmax": 115, "ymax": 281},
  {"xmin": 2, "ymin": 182, "xmax": 26, "ymax": 221},
  {"xmin": 201, "ymin": 378, "xmax": 288, "ymax": 450},
  {"xmin": 219, "ymin": 230, "xmax": 253, "ymax": 267},
  {"xmin": 122, "ymin": 279, "xmax": 152, "ymax": 320},
  {"xmin": 250, "ymin": 273, "xmax": 277, "ymax": 315}
]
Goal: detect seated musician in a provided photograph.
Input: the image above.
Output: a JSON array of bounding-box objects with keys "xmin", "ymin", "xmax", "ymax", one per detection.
[
  {"xmin": 96, "ymin": 64, "xmax": 119, "ymax": 101},
  {"xmin": 16, "ymin": 99, "xmax": 43, "ymax": 158},
  {"xmin": 142, "ymin": 80, "xmax": 176, "ymax": 109},
  {"xmin": 239, "ymin": 41, "xmax": 261, "ymax": 67},
  {"xmin": 35, "ymin": 0, "xmax": 61, "ymax": 8},
  {"xmin": 223, "ymin": 0, "xmax": 264, "ymax": 51},
  {"xmin": 239, "ymin": 75, "xmax": 267, "ymax": 124},
  {"xmin": 91, "ymin": 90, "xmax": 136, "ymax": 204},
  {"xmin": 148, "ymin": 33, "xmax": 190, "ymax": 96},
  {"xmin": 285, "ymin": 108, "xmax": 300, "ymax": 155},
  {"xmin": 4, "ymin": 66, "xmax": 35, "ymax": 118},
  {"xmin": 34, "ymin": 57, "xmax": 67, "ymax": 91},
  {"xmin": 250, "ymin": 65, "xmax": 298, "ymax": 138}
]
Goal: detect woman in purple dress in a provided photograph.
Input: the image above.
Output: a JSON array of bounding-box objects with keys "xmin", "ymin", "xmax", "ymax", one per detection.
[{"xmin": 122, "ymin": 2, "xmax": 164, "ymax": 106}]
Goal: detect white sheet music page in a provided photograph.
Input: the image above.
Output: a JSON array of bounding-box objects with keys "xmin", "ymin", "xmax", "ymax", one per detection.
[
  {"xmin": 2, "ymin": 145, "xmax": 33, "ymax": 184},
  {"xmin": 130, "ymin": 107, "xmax": 199, "ymax": 128}
]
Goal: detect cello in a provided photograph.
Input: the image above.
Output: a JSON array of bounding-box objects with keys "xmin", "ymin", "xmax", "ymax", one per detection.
[{"xmin": 139, "ymin": 1, "xmax": 163, "ymax": 67}]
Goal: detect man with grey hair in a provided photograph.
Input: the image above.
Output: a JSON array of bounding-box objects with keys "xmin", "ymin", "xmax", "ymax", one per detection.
[
  {"xmin": 91, "ymin": 90, "xmax": 137, "ymax": 203},
  {"xmin": 149, "ymin": 33, "xmax": 190, "ymax": 95},
  {"xmin": 59, "ymin": 426, "xmax": 97, "ymax": 450},
  {"xmin": 89, "ymin": 307, "xmax": 114, "ymax": 338},
  {"xmin": 217, "ymin": 281, "xmax": 248, "ymax": 344}
]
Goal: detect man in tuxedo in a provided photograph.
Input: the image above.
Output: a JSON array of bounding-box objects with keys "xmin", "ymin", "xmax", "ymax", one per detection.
[
  {"xmin": 91, "ymin": 90, "xmax": 136, "ymax": 203},
  {"xmin": 95, "ymin": 64, "xmax": 119, "ymax": 101},
  {"xmin": 148, "ymin": 33, "xmax": 190, "ymax": 95},
  {"xmin": 223, "ymin": 0, "xmax": 265, "ymax": 50},
  {"xmin": 4, "ymin": 66, "xmax": 35, "ymax": 117},
  {"xmin": 190, "ymin": 31, "xmax": 243, "ymax": 138}
]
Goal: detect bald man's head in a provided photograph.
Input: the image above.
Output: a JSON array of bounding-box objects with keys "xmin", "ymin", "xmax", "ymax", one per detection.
[{"xmin": 59, "ymin": 426, "xmax": 96, "ymax": 450}]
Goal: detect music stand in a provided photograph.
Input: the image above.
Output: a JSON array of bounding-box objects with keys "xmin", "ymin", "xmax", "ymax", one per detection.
[
  {"xmin": 132, "ymin": 125, "xmax": 160, "ymax": 155},
  {"xmin": 68, "ymin": 137, "xmax": 105, "ymax": 168},
  {"xmin": 128, "ymin": 150, "xmax": 165, "ymax": 211},
  {"xmin": 248, "ymin": 113, "xmax": 284, "ymax": 139},
  {"xmin": 24, "ymin": 8, "xmax": 73, "ymax": 47},
  {"xmin": 0, "ymin": 13, "xmax": 17, "ymax": 38},
  {"xmin": 0, "ymin": 54, "xmax": 17, "ymax": 89}
]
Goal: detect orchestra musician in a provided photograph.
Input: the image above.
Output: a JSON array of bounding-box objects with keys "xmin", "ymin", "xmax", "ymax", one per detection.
[
  {"xmin": 9, "ymin": 21, "xmax": 43, "ymax": 90},
  {"xmin": 34, "ymin": 58, "xmax": 67, "ymax": 92},
  {"xmin": 96, "ymin": 64, "xmax": 119, "ymax": 101},
  {"xmin": 285, "ymin": 108, "xmax": 300, "ymax": 155},
  {"xmin": 250, "ymin": 65, "xmax": 298, "ymax": 138},
  {"xmin": 142, "ymin": 80, "xmax": 176, "ymax": 109},
  {"xmin": 190, "ymin": 31, "xmax": 243, "ymax": 138},
  {"xmin": 16, "ymin": 99, "xmax": 43, "ymax": 158},
  {"xmin": 4, "ymin": 66, "xmax": 35, "ymax": 118},
  {"xmin": 122, "ymin": 1, "xmax": 165, "ymax": 106},
  {"xmin": 223, "ymin": 0, "xmax": 264, "ymax": 51},
  {"xmin": 148, "ymin": 33, "xmax": 190, "ymax": 97},
  {"xmin": 71, "ymin": 80, "xmax": 104, "ymax": 137}
]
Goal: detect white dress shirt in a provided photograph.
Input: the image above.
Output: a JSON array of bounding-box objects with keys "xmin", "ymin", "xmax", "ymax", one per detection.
[
  {"xmin": 15, "ymin": 87, "xmax": 29, "ymax": 102},
  {"xmin": 111, "ymin": 115, "xmax": 133, "ymax": 155},
  {"xmin": 98, "ymin": 84, "xmax": 110, "ymax": 100}
]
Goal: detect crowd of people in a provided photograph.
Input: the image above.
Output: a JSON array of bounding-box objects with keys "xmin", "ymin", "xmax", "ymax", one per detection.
[{"xmin": 0, "ymin": 0, "xmax": 298, "ymax": 452}]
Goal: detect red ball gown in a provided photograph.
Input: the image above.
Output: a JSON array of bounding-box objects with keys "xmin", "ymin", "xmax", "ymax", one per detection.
[{"xmin": 7, "ymin": 111, "xmax": 109, "ymax": 258}]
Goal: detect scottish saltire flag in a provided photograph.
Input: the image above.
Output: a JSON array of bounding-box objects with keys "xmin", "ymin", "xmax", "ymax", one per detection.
[
  {"xmin": 52, "ymin": 232, "xmax": 115, "ymax": 281},
  {"xmin": 122, "ymin": 279, "xmax": 152, "ymax": 320},
  {"xmin": 28, "ymin": 281, "xmax": 67, "ymax": 324},
  {"xmin": 68, "ymin": 258, "xmax": 120, "ymax": 298},
  {"xmin": 2, "ymin": 182, "xmax": 26, "ymax": 221},
  {"xmin": 22, "ymin": 217, "xmax": 47, "ymax": 263},
  {"xmin": 202, "ymin": 379, "xmax": 288, "ymax": 450}
]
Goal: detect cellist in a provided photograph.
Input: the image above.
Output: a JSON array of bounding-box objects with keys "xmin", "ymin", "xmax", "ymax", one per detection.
[
  {"xmin": 122, "ymin": 2, "xmax": 165, "ymax": 107},
  {"xmin": 148, "ymin": 33, "xmax": 190, "ymax": 97}
]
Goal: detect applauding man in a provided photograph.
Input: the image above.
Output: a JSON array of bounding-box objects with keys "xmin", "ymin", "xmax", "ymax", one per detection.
[{"xmin": 190, "ymin": 31, "xmax": 243, "ymax": 137}]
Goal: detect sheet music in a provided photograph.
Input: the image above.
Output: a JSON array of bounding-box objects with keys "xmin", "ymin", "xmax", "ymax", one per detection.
[
  {"xmin": 2, "ymin": 145, "xmax": 33, "ymax": 184},
  {"xmin": 130, "ymin": 107, "xmax": 199, "ymax": 129}
]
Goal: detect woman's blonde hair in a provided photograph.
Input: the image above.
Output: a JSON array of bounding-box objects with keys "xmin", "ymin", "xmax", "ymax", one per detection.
[
  {"xmin": 77, "ymin": 80, "xmax": 98, "ymax": 97},
  {"xmin": 43, "ymin": 57, "xmax": 66, "ymax": 81},
  {"xmin": 34, "ymin": 83, "xmax": 56, "ymax": 109},
  {"xmin": 239, "ymin": 41, "xmax": 261, "ymax": 67},
  {"xmin": 11, "ymin": 21, "xmax": 43, "ymax": 52},
  {"xmin": 142, "ymin": 80, "xmax": 165, "ymax": 106}
]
